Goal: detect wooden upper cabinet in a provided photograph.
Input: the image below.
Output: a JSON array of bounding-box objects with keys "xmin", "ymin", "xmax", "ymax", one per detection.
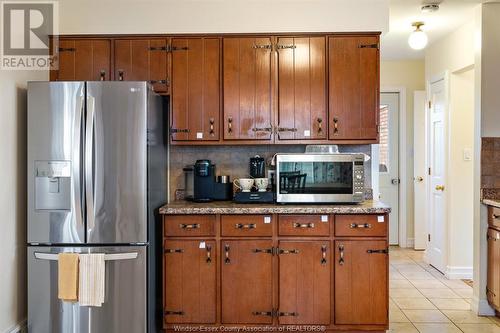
[
  {"xmin": 221, "ymin": 240, "xmax": 273, "ymax": 324},
  {"xmin": 51, "ymin": 39, "xmax": 110, "ymax": 81},
  {"xmin": 114, "ymin": 39, "xmax": 170, "ymax": 93},
  {"xmin": 276, "ymin": 36, "xmax": 327, "ymax": 141},
  {"xmin": 163, "ymin": 240, "xmax": 216, "ymax": 324},
  {"xmin": 329, "ymin": 35, "xmax": 380, "ymax": 141},
  {"xmin": 171, "ymin": 38, "xmax": 220, "ymax": 141},
  {"xmin": 223, "ymin": 37, "xmax": 273, "ymax": 141},
  {"xmin": 335, "ymin": 240, "xmax": 388, "ymax": 325},
  {"xmin": 278, "ymin": 241, "xmax": 330, "ymax": 325}
]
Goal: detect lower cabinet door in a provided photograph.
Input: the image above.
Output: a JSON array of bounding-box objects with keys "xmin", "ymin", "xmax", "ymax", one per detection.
[
  {"xmin": 278, "ymin": 241, "xmax": 331, "ymax": 325},
  {"xmin": 487, "ymin": 228, "xmax": 500, "ymax": 309},
  {"xmin": 334, "ymin": 240, "xmax": 388, "ymax": 325},
  {"xmin": 164, "ymin": 240, "xmax": 216, "ymax": 324},
  {"xmin": 221, "ymin": 240, "xmax": 273, "ymax": 324}
]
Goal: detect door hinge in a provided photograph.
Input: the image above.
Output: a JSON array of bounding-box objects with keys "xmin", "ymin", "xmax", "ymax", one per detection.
[
  {"xmin": 428, "ymin": 234, "xmax": 431, "ymax": 242},
  {"xmin": 428, "ymin": 167, "xmax": 431, "ymax": 176},
  {"xmin": 428, "ymin": 101, "xmax": 432, "ymax": 109}
]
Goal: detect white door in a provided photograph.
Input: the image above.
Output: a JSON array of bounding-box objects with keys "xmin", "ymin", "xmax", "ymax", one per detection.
[
  {"xmin": 378, "ymin": 93, "xmax": 399, "ymax": 245},
  {"xmin": 413, "ymin": 91, "xmax": 427, "ymax": 250},
  {"xmin": 427, "ymin": 79, "xmax": 447, "ymax": 273}
]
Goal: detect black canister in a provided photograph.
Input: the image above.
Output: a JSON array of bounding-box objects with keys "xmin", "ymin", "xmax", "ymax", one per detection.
[{"xmin": 249, "ymin": 155, "xmax": 265, "ymax": 178}]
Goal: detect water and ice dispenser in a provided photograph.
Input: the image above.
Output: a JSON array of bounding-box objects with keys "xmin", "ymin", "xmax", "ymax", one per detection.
[{"xmin": 34, "ymin": 161, "xmax": 71, "ymax": 211}]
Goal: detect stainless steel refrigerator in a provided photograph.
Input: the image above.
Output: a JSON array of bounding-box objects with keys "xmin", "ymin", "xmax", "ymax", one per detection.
[{"xmin": 27, "ymin": 81, "xmax": 168, "ymax": 333}]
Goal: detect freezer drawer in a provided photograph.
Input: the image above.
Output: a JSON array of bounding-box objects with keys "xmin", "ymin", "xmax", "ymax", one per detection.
[{"xmin": 27, "ymin": 246, "xmax": 146, "ymax": 333}]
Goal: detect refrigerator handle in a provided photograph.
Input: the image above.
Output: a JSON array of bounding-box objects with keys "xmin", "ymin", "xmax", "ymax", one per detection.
[
  {"xmin": 85, "ymin": 95, "xmax": 96, "ymax": 232},
  {"xmin": 73, "ymin": 96, "xmax": 85, "ymax": 231}
]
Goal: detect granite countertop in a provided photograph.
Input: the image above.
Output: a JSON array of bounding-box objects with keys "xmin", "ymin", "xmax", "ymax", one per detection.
[
  {"xmin": 483, "ymin": 199, "xmax": 500, "ymax": 209},
  {"xmin": 159, "ymin": 200, "xmax": 391, "ymax": 215}
]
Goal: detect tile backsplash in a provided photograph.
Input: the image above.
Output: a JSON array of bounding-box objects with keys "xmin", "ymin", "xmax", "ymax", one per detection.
[
  {"xmin": 481, "ymin": 137, "xmax": 500, "ymax": 199},
  {"xmin": 169, "ymin": 144, "xmax": 372, "ymax": 199}
]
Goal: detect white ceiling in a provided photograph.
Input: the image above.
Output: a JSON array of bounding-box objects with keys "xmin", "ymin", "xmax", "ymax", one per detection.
[{"xmin": 381, "ymin": 0, "xmax": 486, "ymax": 60}]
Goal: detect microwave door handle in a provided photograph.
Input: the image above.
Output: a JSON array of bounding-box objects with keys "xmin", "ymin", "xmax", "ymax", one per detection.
[{"xmin": 85, "ymin": 95, "xmax": 96, "ymax": 233}]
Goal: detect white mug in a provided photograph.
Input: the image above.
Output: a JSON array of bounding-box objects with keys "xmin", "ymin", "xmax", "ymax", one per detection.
[
  {"xmin": 254, "ymin": 178, "xmax": 269, "ymax": 192},
  {"xmin": 234, "ymin": 178, "xmax": 254, "ymax": 192}
]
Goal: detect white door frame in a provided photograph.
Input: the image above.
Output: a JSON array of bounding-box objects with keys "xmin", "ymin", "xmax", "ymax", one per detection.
[
  {"xmin": 425, "ymin": 71, "xmax": 450, "ymax": 269},
  {"xmin": 377, "ymin": 87, "xmax": 407, "ymax": 247}
]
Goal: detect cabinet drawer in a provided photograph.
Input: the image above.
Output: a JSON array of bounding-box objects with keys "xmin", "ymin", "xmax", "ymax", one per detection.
[
  {"xmin": 278, "ymin": 215, "xmax": 330, "ymax": 236},
  {"xmin": 221, "ymin": 215, "xmax": 273, "ymax": 237},
  {"xmin": 489, "ymin": 206, "xmax": 500, "ymax": 229},
  {"xmin": 164, "ymin": 215, "xmax": 215, "ymax": 237},
  {"xmin": 335, "ymin": 214, "xmax": 387, "ymax": 237}
]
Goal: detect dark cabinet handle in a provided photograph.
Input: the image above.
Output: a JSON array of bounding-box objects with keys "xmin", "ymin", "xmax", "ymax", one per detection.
[
  {"xmin": 206, "ymin": 245, "xmax": 212, "ymax": 263},
  {"xmin": 276, "ymin": 127, "xmax": 297, "ymax": 132},
  {"xmin": 278, "ymin": 311, "xmax": 298, "ymax": 317},
  {"xmin": 252, "ymin": 44, "xmax": 272, "ymax": 50},
  {"xmin": 367, "ymin": 249, "xmax": 389, "ymax": 254},
  {"xmin": 293, "ymin": 222, "xmax": 314, "ymax": 229},
  {"xmin": 165, "ymin": 310, "xmax": 184, "ymax": 316},
  {"xmin": 209, "ymin": 118, "xmax": 215, "ymax": 136},
  {"xmin": 350, "ymin": 223, "xmax": 372, "ymax": 229},
  {"xmin": 235, "ymin": 223, "xmax": 256, "ymax": 229},
  {"xmin": 99, "ymin": 70, "xmax": 106, "ymax": 81},
  {"xmin": 358, "ymin": 43, "xmax": 379, "ymax": 49},
  {"xmin": 224, "ymin": 244, "xmax": 230, "ymax": 264},
  {"xmin": 276, "ymin": 44, "xmax": 296, "ymax": 50},
  {"xmin": 317, "ymin": 117, "xmax": 323, "ymax": 133},
  {"xmin": 171, "ymin": 128, "xmax": 190, "ymax": 133},
  {"xmin": 164, "ymin": 248, "xmax": 184, "ymax": 254},
  {"xmin": 148, "ymin": 79, "xmax": 169, "ymax": 85},
  {"xmin": 252, "ymin": 311, "xmax": 273, "ymax": 316},
  {"xmin": 252, "ymin": 127, "xmax": 273, "ymax": 132},
  {"xmin": 117, "ymin": 70, "xmax": 124, "ymax": 81},
  {"xmin": 279, "ymin": 249, "xmax": 300, "ymax": 255},
  {"xmin": 179, "ymin": 223, "xmax": 200, "ymax": 230},
  {"xmin": 227, "ymin": 117, "xmax": 233, "ymax": 135},
  {"xmin": 333, "ymin": 117, "xmax": 339, "ymax": 135},
  {"xmin": 252, "ymin": 248, "xmax": 273, "ymax": 254},
  {"xmin": 338, "ymin": 245, "xmax": 345, "ymax": 265},
  {"xmin": 321, "ymin": 245, "xmax": 327, "ymax": 265}
]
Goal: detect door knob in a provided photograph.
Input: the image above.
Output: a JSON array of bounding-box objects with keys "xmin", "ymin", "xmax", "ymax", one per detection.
[
  {"xmin": 415, "ymin": 176, "xmax": 424, "ymax": 182},
  {"xmin": 435, "ymin": 185, "xmax": 445, "ymax": 191},
  {"xmin": 391, "ymin": 178, "xmax": 400, "ymax": 185}
]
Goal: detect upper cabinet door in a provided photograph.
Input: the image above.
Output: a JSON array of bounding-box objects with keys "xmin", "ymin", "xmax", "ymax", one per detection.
[
  {"xmin": 223, "ymin": 37, "xmax": 273, "ymax": 141},
  {"xmin": 171, "ymin": 38, "xmax": 220, "ymax": 141},
  {"xmin": 276, "ymin": 36, "xmax": 327, "ymax": 141},
  {"xmin": 329, "ymin": 36, "xmax": 380, "ymax": 141},
  {"xmin": 114, "ymin": 39, "xmax": 170, "ymax": 93},
  {"xmin": 52, "ymin": 39, "xmax": 110, "ymax": 81}
]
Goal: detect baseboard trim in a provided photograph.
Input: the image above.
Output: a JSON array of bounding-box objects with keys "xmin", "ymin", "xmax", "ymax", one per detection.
[
  {"xmin": 3, "ymin": 319, "xmax": 27, "ymax": 333},
  {"xmin": 445, "ymin": 265, "xmax": 473, "ymax": 280},
  {"xmin": 471, "ymin": 296, "xmax": 496, "ymax": 316}
]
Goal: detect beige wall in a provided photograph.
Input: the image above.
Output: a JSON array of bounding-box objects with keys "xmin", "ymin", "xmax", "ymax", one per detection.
[
  {"xmin": 0, "ymin": 70, "xmax": 47, "ymax": 332},
  {"xmin": 425, "ymin": 18, "xmax": 476, "ymax": 277},
  {"xmin": 58, "ymin": 0, "xmax": 388, "ymax": 34},
  {"xmin": 380, "ymin": 60, "xmax": 425, "ymax": 246}
]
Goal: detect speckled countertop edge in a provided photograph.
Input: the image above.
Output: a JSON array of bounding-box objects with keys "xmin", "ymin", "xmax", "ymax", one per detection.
[
  {"xmin": 483, "ymin": 199, "xmax": 500, "ymax": 209},
  {"xmin": 159, "ymin": 200, "xmax": 391, "ymax": 215}
]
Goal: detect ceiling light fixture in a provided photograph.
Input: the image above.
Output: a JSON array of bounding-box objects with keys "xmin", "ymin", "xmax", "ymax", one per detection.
[
  {"xmin": 408, "ymin": 22, "xmax": 428, "ymax": 50},
  {"xmin": 421, "ymin": 4, "xmax": 440, "ymax": 13}
]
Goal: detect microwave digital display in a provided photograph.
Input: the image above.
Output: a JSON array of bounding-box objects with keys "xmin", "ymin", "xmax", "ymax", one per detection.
[{"xmin": 278, "ymin": 161, "xmax": 353, "ymax": 194}]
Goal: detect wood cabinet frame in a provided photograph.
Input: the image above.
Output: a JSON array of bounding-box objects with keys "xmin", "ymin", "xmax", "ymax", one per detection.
[
  {"xmin": 51, "ymin": 32, "xmax": 380, "ymax": 146},
  {"xmin": 162, "ymin": 212, "xmax": 389, "ymax": 332}
]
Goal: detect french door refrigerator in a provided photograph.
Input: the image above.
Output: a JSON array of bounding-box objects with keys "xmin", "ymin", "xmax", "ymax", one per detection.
[{"xmin": 27, "ymin": 81, "xmax": 168, "ymax": 333}]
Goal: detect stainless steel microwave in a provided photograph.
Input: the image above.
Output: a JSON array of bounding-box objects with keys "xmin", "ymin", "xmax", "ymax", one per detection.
[{"xmin": 275, "ymin": 153, "xmax": 365, "ymax": 203}]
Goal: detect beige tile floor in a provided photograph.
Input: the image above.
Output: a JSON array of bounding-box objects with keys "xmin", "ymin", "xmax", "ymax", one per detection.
[{"xmin": 388, "ymin": 246, "xmax": 500, "ymax": 333}]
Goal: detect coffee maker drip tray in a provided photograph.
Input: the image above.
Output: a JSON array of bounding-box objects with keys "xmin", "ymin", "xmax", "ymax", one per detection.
[{"xmin": 233, "ymin": 191, "xmax": 275, "ymax": 204}]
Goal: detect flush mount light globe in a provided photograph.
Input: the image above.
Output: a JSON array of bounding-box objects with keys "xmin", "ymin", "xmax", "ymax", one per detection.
[{"xmin": 408, "ymin": 22, "xmax": 428, "ymax": 50}]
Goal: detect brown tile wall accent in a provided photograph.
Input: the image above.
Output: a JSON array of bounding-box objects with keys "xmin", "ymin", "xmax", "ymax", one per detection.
[
  {"xmin": 481, "ymin": 137, "xmax": 500, "ymax": 199},
  {"xmin": 169, "ymin": 145, "xmax": 372, "ymax": 199}
]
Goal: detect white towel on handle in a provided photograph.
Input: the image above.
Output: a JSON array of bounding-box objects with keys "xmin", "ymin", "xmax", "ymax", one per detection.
[{"xmin": 78, "ymin": 253, "xmax": 105, "ymax": 307}]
